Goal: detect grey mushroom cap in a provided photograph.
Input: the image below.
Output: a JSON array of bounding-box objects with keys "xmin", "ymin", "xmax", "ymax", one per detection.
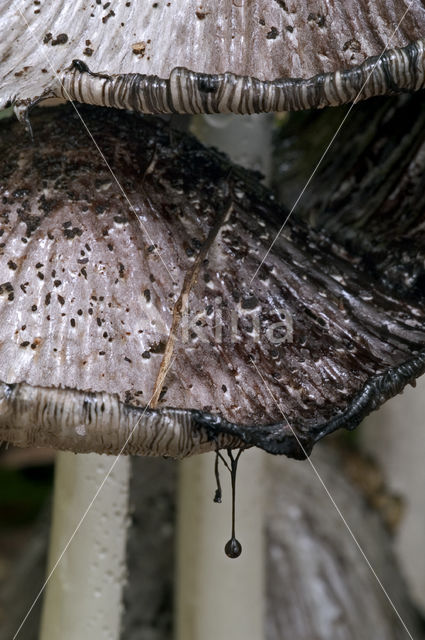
[
  {"xmin": 0, "ymin": 105, "xmax": 424, "ymax": 458},
  {"xmin": 2, "ymin": 1, "xmax": 425, "ymax": 118}
]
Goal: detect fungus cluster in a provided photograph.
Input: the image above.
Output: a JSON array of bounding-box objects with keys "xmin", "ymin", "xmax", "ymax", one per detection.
[
  {"xmin": 0, "ymin": 0, "xmax": 424, "ymax": 460},
  {"xmin": 1, "ymin": 3, "xmax": 425, "ymax": 635},
  {"xmin": 1, "ymin": 105, "xmax": 424, "ymax": 459}
]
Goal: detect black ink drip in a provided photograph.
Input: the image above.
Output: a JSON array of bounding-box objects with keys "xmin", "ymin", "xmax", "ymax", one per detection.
[
  {"xmin": 214, "ymin": 450, "xmax": 222, "ymax": 503},
  {"xmin": 214, "ymin": 448, "xmax": 243, "ymax": 558}
]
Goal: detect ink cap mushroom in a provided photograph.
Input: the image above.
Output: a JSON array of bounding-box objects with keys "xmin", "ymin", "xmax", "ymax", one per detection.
[
  {"xmin": 1, "ymin": 104, "xmax": 425, "ymax": 460},
  {"xmin": 1, "ymin": 4, "xmax": 424, "ymax": 634},
  {"xmin": 2, "ymin": 0, "xmax": 425, "ymax": 122}
]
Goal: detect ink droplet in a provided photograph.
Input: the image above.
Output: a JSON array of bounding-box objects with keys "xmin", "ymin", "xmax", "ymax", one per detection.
[
  {"xmin": 213, "ymin": 447, "xmax": 244, "ymax": 557},
  {"xmin": 227, "ymin": 448, "xmax": 243, "ymax": 557},
  {"xmin": 225, "ymin": 537, "xmax": 242, "ymax": 558},
  {"xmin": 214, "ymin": 488, "xmax": 222, "ymax": 503}
]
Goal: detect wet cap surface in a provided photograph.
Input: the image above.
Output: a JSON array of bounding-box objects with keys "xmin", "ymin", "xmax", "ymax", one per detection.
[{"xmin": 0, "ymin": 105, "xmax": 424, "ymax": 458}]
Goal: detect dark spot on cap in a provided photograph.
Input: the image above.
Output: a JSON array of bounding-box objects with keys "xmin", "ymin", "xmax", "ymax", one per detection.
[
  {"xmin": 132, "ymin": 42, "xmax": 146, "ymax": 56},
  {"xmin": 63, "ymin": 227, "xmax": 83, "ymax": 239},
  {"xmin": 241, "ymin": 295, "xmax": 258, "ymax": 310},
  {"xmin": 159, "ymin": 386, "xmax": 168, "ymax": 401},
  {"xmin": 113, "ymin": 215, "xmax": 128, "ymax": 224},
  {"xmin": 266, "ymin": 26, "xmax": 279, "ymax": 39},
  {"xmin": 275, "ymin": 0, "xmax": 288, "ymax": 10},
  {"xmin": 343, "ymin": 38, "xmax": 361, "ymax": 53},
  {"xmin": 102, "ymin": 9, "xmax": 115, "ymax": 23},
  {"xmin": 150, "ymin": 340, "xmax": 166, "ymax": 354},
  {"xmin": 72, "ymin": 59, "xmax": 90, "ymax": 73},
  {"xmin": 308, "ymin": 13, "xmax": 326, "ymax": 27},
  {"xmin": 0, "ymin": 283, "xmax": 14, "ymax": 295},
  {"xmin": 51, "ymin": 33, "xmax": 68, "ymax": 46}
]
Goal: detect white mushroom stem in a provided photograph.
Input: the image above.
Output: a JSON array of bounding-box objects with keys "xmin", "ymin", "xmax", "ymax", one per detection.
[
  {"xmin": 40, "ymin": 452, "xmax": 130, "ymax": 640},
  {"xmin": 176, "ymin": 113, "xmax": 273, "ymax": 640},
  {"xmin": 360, "ymin": 375, "xmax": 425, "ymax": 614},
  {"xmin": 176, "ymin": 449, "xmax": 266, "ymax": 640}
]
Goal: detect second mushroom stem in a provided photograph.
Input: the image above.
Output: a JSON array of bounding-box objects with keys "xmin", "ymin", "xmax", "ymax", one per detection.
[{"xmin": 176, "ymin": 113, "xmax": 273, "ymax": 640}]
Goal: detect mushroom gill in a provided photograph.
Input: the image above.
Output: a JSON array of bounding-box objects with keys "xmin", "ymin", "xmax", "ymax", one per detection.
[
  {"xmin": 2, "ymin": 1, "xmax": 425, "ymax": 117},
  {"xmin": 0, "ymin": 105, "xmax": 424, "ymax": 459}
]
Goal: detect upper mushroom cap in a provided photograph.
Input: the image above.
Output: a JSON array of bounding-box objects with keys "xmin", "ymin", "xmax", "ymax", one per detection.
[
  {"xmin": 2, "ymin": 1, "xmax": 425, "ymax": 116},
  {"xmin": 0, "ymin": 104, "xmax": 424, "ymax": 458}
]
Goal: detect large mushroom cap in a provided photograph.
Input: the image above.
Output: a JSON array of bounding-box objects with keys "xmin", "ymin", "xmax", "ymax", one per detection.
[
  {"xmin": 0, "ymin": 104, "xmax": 424, "ymax": 458},
  {"xmin": 2, "ymin": 1, "xmax": 425, "ymax": 116}
]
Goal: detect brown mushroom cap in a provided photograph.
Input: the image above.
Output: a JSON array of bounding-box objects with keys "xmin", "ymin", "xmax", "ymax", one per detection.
[
  {"xmin": 0, "ymin": 104, "xmax": 424, "ymax": 458},
  {"xmin": 2, "ymin": 2, "xmax": 425, "ymax": 117}
]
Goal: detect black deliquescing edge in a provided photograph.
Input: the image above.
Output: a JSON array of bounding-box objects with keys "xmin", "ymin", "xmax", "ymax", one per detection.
[
  {"xmin": 2, "ymin": 350, "xmax": 424, "ymax": 459},
  {"xmin": 191, "ymin": 349, "xmax": 425, "ymax": 460}
]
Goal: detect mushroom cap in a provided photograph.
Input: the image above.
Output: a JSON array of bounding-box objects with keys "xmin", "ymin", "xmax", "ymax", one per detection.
[
  {"xmin": 2, "ymin": 1, "xmax": 425, "ymax": 116},
  {"xmin": 274, "ymin": 92, "xmax": 425, "ymax": 302},
  {"xmin": 0, "ymin": 105, "xmax": 424, "ymax": 458}
]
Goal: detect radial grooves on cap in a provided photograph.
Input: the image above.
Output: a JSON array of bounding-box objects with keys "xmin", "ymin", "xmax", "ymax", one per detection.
[
  {"xmin": 150, "ymin": 200, "xmax": 233, "ymax": 408},
  {"xmin": 59, "ymin": 39, "xmax": 425, "ymax": 114}
]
